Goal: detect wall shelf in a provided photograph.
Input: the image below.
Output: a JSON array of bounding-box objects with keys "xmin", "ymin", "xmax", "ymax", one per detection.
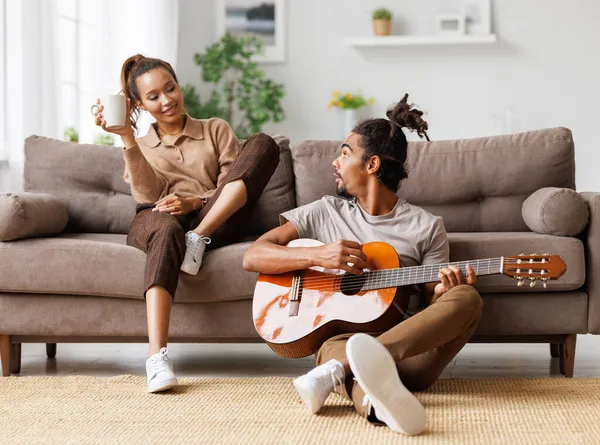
[{"xmin": 345, "ymin": 34, "xmax": 497, "ymax": 47}]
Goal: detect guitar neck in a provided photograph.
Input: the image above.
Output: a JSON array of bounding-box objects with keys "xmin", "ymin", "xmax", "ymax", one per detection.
[{"xmin": 362, "ymin": 257, "xmax": 503, "ymax": 290}]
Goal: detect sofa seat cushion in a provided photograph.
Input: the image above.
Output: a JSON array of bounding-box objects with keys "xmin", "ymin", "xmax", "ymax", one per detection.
[
  {"xmin": 448, "ymin": 232, "xmax": 585, "ymax": 293},
  {"xmin": 0, "ymin": 232, "xmax": 584, "ymax": 301},
  {"xmin": 0, "ymin": 233, "xmax": 258, "ymax": 303}
]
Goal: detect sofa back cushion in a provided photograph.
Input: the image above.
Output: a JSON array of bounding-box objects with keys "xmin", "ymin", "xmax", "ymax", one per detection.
[
  {"xmin": 292, "ymin": 127, "xmax": 575, "ymax": 232},
  {"xmin": 24, "ymin": 134, "xmax": 295, "ymax": 234}
]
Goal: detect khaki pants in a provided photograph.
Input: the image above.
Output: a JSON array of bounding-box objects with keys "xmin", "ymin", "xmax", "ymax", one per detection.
[{"xmin": 316, "ymin": 284, "xmax": 483, "ymax": 419}]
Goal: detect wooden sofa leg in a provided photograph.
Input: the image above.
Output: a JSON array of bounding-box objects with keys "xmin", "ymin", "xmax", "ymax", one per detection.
[
  {"xmin": 10, "ymin": 343, "xmax": 21, "ymax": 375},
  {"xmin": 46, "ymin": 343, "xmax": 57, "ymax": 358},
  {"xmin": 550, "ymin": 343, "xmax": 560, "ymax": 358},
  {"xmin": 559, "ymin": 334, "xmax": 577, "ymax": 378},
  {"xmin": 0, "ymin": 335, "xmax": 11, "ymax": 377}
]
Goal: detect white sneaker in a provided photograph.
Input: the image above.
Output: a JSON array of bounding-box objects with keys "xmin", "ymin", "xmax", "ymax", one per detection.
[
  {"xmin": 346, "ymin": 333, "xmax": 426, "ymax": 436},
  {"xmin": 180, "ymin": 232, "xmax": 211, "ymax": 275},
  {"xmin": 293, "ymin": 359, "xmax": 345, "ymax": 414},
  {"xmin": 146, "ymin": 347, "xmax": 178, "ymax": 393}
]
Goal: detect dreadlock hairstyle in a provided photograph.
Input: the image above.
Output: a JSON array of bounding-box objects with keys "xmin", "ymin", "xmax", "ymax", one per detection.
[{"xmin": 352, "ymin": 93, "xmax": 430, "ymax": 192}]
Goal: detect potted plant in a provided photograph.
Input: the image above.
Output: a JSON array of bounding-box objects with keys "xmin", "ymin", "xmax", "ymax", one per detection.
[
  {"xmin": 93, "ymin": 134, "xmax": 115, "ymax": 146},
  {"xmin": 183, "ymin": 33, "xmax": 285, "ymax": 139},
  {"xmin": 64, "ymin": 127, "xmax": 79, "ymax": 143},
  {"xmin": 328, "ymin": 91, "xmax": 375, "ymax": 137},
  {"xmin": 372, "ymin": 8, "xmax": 392, "ymax": 36}
]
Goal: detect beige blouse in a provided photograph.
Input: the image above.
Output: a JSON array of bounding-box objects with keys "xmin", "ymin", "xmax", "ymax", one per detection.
[{"xmin": 123, "ymin": 116, "xmax": 241, "ymax": 203}]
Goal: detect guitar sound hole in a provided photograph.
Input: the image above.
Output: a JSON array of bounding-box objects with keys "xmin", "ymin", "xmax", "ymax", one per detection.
[{"xmin": 339, "ymin": 274, "xmax": 367, "ymax": 295}]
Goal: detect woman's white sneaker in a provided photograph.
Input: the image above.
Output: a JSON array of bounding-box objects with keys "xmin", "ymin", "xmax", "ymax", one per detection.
[
  {"xmin": 180, "ymin": 232, "xmax": 211, "ymax": 275},
  {"xmin": 146, "ymin": 347, "xmax": 178, "ymax": 393},
  {"xmin": 346, "ymin": 333, "xmax": 426, "ymax": 435}
]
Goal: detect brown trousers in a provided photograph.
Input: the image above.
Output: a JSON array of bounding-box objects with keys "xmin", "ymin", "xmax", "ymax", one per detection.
[
  {"xmin": 126, "ymin": 133, "xmax": 280, "ymax": 298},
  {"xmin": 316, "ymin": 284, "xmax": 483, "ymax": 420}
]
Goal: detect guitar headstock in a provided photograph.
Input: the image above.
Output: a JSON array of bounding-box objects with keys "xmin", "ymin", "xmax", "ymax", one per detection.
[{"xmin": 502, "ymin": 254, "xmax": 566, "ymax": 288}]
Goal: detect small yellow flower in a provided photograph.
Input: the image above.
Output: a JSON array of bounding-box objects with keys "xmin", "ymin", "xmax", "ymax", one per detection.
[
  {"xmin": 345, "ymin": 93, "xmax": 352, "ymax": 100},
  {"xmin": 332, "ymin": 90, "xmax": 341, "ymax": 98}
]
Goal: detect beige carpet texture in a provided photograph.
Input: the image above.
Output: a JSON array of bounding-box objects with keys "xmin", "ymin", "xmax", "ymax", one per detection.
[{"xmin": 1, "ymin": 376, "xmax": 599, "ymax": 444}]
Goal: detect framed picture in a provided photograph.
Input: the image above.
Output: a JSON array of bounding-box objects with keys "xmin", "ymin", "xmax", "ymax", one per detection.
[
  {"xmin": 464, "ymin": 0, "xmax": 492, "ymax": 35},
  {"xmin": 216, "ymin": 0, "xmax": 286, "ymax": 63},
  {"xmin": 436, "ymin": 14, "xmax": 465, "ymax": 35}
]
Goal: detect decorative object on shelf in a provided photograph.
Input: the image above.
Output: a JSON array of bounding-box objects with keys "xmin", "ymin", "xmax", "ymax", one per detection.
[
  {"xmin": 436, "ymin": 14, "xmax": 465, "ymax": 35},
  {"xmin": 464, "ymin": 0, "xmax": 492, "ymax": 35},
  {"xmin": 183, "ymin": 33, "xmax": 285, "ymax": 139},
  {"xmin": 93, "ymin": 134, "xmax": 115, "ymax": 146},
  {"xmin": 216, "ymin": 0, "xmax": 285, "ymax": 63},
  {"xmin": 63, "ymin": 127, "xmax": 79, "ymax": 143},
  {"xmin": 372, "ymin": 8, "xmax": 392, "ymax": 36},
  {"xmin": 328, "ymin": 91, "xmax": 375, "ymax": 137}
]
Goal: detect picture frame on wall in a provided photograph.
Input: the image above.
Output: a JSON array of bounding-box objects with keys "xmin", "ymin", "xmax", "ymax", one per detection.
[
  {"xmin": 215, "ymin": 0, "xmax": 286, "ymax": 63},
  {"xmin": 464, "ymin": 0, "xmax": 492, "ymax": 35}
]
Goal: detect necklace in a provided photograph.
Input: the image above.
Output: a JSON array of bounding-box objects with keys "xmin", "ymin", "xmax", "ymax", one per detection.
[
  {"xmin": 157, "ymin": 117, "xmax": 186, "ymax": 137},
  {"xmin": 158, "ymin": 126, "xmax": 184, "ymax": 137}
]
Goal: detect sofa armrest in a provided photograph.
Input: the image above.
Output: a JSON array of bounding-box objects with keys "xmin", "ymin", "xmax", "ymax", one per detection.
[
  {"xmin": 580, "ymin": 192, "xmax": 600, "ymax": 333},
  {"xmin": 0, "ymin": 192, "xmax": 69, "ymax": 241}
]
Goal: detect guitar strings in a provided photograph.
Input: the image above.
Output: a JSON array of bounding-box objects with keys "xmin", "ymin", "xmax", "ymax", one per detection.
[{"xmin": 277, "ymin": 259, "xmax": 550, "ymax": 292}]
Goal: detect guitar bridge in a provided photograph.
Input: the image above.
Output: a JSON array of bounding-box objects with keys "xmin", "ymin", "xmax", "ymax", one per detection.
[{"xmin": 289, "ymin": 272, "xmax": 303, "ymax": 317}]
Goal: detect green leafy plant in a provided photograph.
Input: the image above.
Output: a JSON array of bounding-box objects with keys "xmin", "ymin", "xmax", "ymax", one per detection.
[
  {"xmin": 372, "ymin": 8, "xmax": 392, "ymax": 20},
  {"xmin": 183, "ymin": 33, "xmax": 285, "ymax": 139},
  {"xmin": 93, "ymin": 133, "xmax": 115, "ymax": 146},
  {"xmin": 328, "ymin": 91, "xmax": 375, "ymax": 110},
  {"xmin": 64, "ymin": 127, "xmax": 79, "ymax": 143}
]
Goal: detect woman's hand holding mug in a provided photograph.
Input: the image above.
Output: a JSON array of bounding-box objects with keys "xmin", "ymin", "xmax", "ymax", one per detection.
[{"xmin": 91, "ymin": 95, "xmax": 133, "ymax": 138}]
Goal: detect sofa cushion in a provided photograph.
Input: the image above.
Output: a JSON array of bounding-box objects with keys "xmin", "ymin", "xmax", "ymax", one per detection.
[
  {"xmin": 0, "ymin": 232, "xmax": 584, "ymax": 301},
  {"xmin": 24, "ymin": 134, "xmax": 295, "ymax": 235},
  {"xmin": 448, "ymin": 232, "xmax": 585, "ymax": 293},
  {"xmin": 522, "ymin": 187, "xmax": 589, "ymax": 236},
  {"xmin": 0, "ymin": 233, "xmax": 258, "ymax": 303},
  {"xmin": 473, "ymin": 291, "xmax": 588, "ymax": 336},
  {"xmin": 0, "ymin": 192, "xmax": 69, "ymax": 241},
  {"xmin": 293, "ymin": 128, "xmax": 575, "ymax": 232},
  {"xmin": 247, "ymin": 135, "xmax": 296, "ymax": 234}
]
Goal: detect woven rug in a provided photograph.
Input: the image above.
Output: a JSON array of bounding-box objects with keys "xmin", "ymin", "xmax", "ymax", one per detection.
[{"xmin": 1, "ymin": 376, "xmax": 599, "ymax": 444}]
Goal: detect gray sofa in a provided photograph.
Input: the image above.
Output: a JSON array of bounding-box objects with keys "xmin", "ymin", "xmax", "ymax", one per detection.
[{"xmin": 1, "ymin": 127, "xmax": 598, "ymax": 378}]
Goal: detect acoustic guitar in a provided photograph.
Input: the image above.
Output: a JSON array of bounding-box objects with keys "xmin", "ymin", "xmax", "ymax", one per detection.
[{"xmin": 252, "ymin": 239, "xmax": 567, "ymax": 358}]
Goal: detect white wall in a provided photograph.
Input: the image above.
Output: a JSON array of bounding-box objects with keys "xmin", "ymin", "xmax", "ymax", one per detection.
[{"xmin": 177, "ymin": 0, "xmax": 600, "ymax": 191}]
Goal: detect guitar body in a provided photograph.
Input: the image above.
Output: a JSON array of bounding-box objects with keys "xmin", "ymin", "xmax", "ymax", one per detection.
[{"xmin": 252, "ymin": 239, "xmax": 411, "ymax": 358}]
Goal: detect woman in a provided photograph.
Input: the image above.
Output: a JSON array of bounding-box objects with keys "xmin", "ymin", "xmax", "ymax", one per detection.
[{"xmin": 94, "ymin": 54, "xmax": 280, "ymax": 393}]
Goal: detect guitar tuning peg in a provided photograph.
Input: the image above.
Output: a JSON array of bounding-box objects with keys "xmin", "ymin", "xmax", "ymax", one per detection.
[
  {"xmin": 517, "ymin": 279, "xmax": 524, "ymax": 287},
  {"xmin": 543, "ymin": 282, "xmax": 547, "ymax": 289},
  {"xmin": 529, "ymin": 279, "xmax": 536, "ymax": 288},
  {"xmin": 518, "ymin": 253, "xmax": 525, "ymax": 256}
]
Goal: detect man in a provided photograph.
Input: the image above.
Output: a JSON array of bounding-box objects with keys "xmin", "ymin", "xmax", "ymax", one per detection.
[{"xmin": 243, "ymin": 95, "xmax": 482, "ymax": 435}]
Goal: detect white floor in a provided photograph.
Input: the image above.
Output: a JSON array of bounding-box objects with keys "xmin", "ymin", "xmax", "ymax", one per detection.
[{"xmin": 14, "ymin": 334, "xmax": 600, "ymax": 379}]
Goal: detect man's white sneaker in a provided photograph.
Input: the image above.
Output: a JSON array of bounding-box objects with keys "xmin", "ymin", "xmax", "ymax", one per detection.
[
  {"xmin": 180, "ymin": 232, "xmax": 211, "ymax": 275},
  {"xmin": 146, "ymin": 347, "xmax": 178, "ymax": 393},
  {"xmin": 293, "ymin": 359, "xmax": 345, "ymax": 414},
  {"xmin": 346, "ymin": 333, "xmax": 426, "ymax": 436}
]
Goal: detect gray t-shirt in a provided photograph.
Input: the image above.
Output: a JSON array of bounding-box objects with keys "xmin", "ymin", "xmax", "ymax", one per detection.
[{"xmin": 280, "ymin": 195, "xmax": 449, "ymax": 315}]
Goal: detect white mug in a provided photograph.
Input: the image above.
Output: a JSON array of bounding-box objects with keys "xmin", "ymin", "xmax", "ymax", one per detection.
[{"xmin": 90, "ymin": 95, "xmax": 127, "ymax": 130}]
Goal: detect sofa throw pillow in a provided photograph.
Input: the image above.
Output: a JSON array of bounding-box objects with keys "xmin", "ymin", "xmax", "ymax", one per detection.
[
  {"xmin": 522, "ymin": 187, "xmax": 589, "ymax": 236},
  {"xmin": 0, "ymin": 192, "xmax": 69, "ymax": 241}
]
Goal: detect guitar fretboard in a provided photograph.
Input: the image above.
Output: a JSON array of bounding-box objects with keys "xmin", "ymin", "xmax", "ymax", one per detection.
[{"xmin": 362, "ymin": 258, "xmax": 503, "ymax": 291}]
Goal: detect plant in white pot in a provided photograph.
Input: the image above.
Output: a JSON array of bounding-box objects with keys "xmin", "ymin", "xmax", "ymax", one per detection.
[
  {"xmin": 372, "ymin": 8, "xmax": 392, "ymax": 36},
  {"xmin": 328, "ymin": 91, "xmax": 375, "ymax": 138}
]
